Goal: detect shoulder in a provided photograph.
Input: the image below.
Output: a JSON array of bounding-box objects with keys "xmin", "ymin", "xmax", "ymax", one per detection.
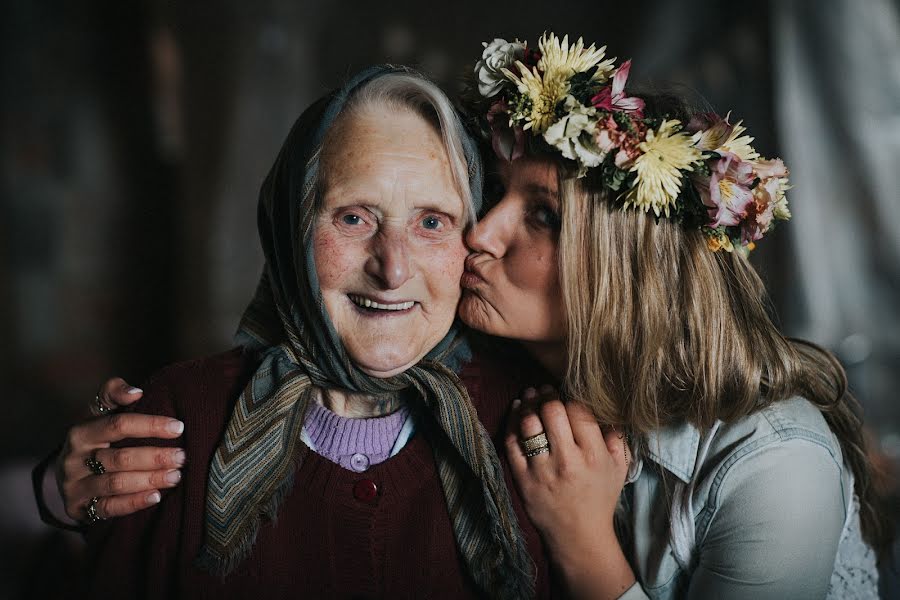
[
  {"xmin": 711, "ymin": 397, "xmax": 844, "ymax": 476},
  {"xmin": 130, "ymin": 347, "xmax": 260, "ymax": 423},
  {"xmin": 696, "ymin": 397, "xmax": 849, "ymax": 536}
]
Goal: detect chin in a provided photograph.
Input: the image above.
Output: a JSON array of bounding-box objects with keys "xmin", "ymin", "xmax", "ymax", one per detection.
[{"xmin": 350, "ymin": 348, "xmax": 425, "ymax": 379}]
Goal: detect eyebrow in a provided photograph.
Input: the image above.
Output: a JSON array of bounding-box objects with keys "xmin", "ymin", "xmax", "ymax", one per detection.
[{"xmin": 524, "ymin": 183, "xmax": 559, "ymax": 200}]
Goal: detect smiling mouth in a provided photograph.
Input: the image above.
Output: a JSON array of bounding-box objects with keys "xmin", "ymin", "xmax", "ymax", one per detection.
[{"xmin": 348, "ymin": 294, "xmax": 417, "ymax": 312}]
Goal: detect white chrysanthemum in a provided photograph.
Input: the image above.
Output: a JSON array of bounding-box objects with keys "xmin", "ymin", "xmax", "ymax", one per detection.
[{"xmin": 536, "ymin": 32, "xmax": 616, "ymax": 83}]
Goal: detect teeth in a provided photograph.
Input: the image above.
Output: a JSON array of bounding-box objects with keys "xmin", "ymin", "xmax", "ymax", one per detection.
[{"xmin": 349, "ymin": 295, "xmax": 415, "ymax": 311}]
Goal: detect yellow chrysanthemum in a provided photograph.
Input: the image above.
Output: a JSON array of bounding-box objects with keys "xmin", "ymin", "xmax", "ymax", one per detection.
[
  {"xmin": 537, "ymin": 32, "xmax": 616, "ymax": 83},
  {"xmin": 502, "ymin": 65, "xmax": 570, "ymax": 133},
  {"xmin": 719, "ymin": 120, "xmax": 760, "ymax": 162},
  {"xmin": 629, "ymin": 120, "xmax": 702, "ymax": 216}
]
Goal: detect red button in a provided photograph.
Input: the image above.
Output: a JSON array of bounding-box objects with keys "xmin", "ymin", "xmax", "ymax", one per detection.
[{"xmin": 353, "ymin": 479, "xmax": 378, "ymax": 502}]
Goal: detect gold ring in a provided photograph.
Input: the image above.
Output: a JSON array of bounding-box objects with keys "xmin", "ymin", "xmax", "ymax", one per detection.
[{"xmin": 521, "ymin": 432, "xmax": 550, "ymax": 456}]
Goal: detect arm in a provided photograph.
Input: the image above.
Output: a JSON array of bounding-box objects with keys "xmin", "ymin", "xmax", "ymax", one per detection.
[
  {"xmin": 505, "ymin": 386, "xmax": 635, "ymax": 600},
  {"xmin": 685, "ymin": 439, "xmax": 845, "ymax": 599},
  {"xmin": 35, "ymin": 377, "xmax": 185, "ymax": 528}
]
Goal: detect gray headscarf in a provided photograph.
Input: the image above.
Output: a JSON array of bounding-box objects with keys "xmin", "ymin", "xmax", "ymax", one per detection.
[{"xmin": 196, "ymin": 66, "xmax": 533, "ymax": 599}]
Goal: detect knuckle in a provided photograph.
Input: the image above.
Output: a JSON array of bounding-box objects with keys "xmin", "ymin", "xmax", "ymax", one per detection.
[
  {"xmin": 106, "ymin": 414, "xmax": 128, "ymax": 436},
  {"xmin": 111, "ymin": 449, "xmax": 133, "ymax": 470},
  {"xmin": 106, "ymin": 473, "xmax": 127, "ymax": 495},
  {"xmin": 540, "ymin": 400, "xmax": 566, "ymax": 422},
  {"xmin": 154, "ymin": 451, "xmax": 170, "ymax": 468}
]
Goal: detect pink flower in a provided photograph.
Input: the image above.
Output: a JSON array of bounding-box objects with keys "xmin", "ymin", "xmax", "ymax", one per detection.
[
  {"xmin": 697, "ymin": 152, "xmax": 755, "ymax": 228},
  {"xmin": 487, "ymin": 100, "xmax": 525, "ymax": 161},
  {"xmin": 591, "ymin": 60, "xmax": 645, "ymax": 116}
]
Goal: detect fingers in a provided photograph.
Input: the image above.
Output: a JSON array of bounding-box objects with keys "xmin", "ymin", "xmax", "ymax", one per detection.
[
  {"xmin": 566, "ymin": 400, "xmax": 604, "ymax": 453},
  {"xmin": 93, "ymin": 490, "xmax": 162, "ymax": 520},
  {"xmin": 64, "ymin": 467, "xmax": 180, "ymax": 522},
  {"xmin": 91, "ymin": 446, "xmax": 186, "ymax": 473},
  {"xmin": 601, "ymin": 428, "xmax": 631, "ymax": 482},
  {"xmin": 505, "ymin": 399, "xmax": 529, "ymax": 476},
  {"xmin": 98, "ymin": 377, "xmax": 143, "ymax": 411},
  {"xmin": 71, "ymin": 413, "xmax": 184, "ymax": 450}
]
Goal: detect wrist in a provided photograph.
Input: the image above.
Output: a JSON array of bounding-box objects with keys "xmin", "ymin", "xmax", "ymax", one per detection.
[{"xmin": 549, "ymin": 527, "xmax": 636, "ymax": 600}]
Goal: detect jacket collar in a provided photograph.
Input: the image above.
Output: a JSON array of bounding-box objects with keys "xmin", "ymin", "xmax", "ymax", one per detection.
[{"xmin": 640, "ymin": 420, "xmax": 702, "ymax": 483}]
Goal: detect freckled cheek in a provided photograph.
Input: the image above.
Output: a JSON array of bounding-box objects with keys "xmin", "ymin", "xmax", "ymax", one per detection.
[
  {"xmin": 313, "ymin": 230, "xmax": 367, "ymax": 289},
  {"xmin": 418, "ymin": 237, "xmax": 467, "ymax": 299}
]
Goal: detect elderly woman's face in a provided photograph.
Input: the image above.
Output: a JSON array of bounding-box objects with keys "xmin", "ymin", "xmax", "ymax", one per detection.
[{"xmin": 314, "ymin": 107, "xmax": 467, "ymax": 378}]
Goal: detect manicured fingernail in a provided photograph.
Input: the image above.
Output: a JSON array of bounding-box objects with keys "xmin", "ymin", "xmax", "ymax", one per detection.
[
  {"xmin": 165, "ymin": 470, "xmax": 181, "ymax": 484},
  {"xmin": 167, "ymin": 420, "xmax": 184, "ymax": 434},
  {"xmin": 146, "ymin": 491, "xmax": 161, "ymax": 504},
  {"xmin": 172, "ymin": 450, "xmax": 186, "ymax": 466},
  {"xmin": 523, "ymin": 388, "xmax": 537, "ymax": 400},
  {"xmin": 512, "ymin": 399, "xmax": 521, "ymax": 410},
  {"xmin": 127, "ymin": 387, "xmax": 143, "ymax": 394}
]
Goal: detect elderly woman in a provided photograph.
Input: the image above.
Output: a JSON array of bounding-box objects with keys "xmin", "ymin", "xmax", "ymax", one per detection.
[{"xmin": 48, "ymin": 66, "xmax": 556, "ymax": 599}]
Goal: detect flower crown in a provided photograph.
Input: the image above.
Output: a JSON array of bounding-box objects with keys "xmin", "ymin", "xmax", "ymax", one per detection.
[{"xmin": 466, "ymin": 33, "xmax": 791, "ymax": 252}]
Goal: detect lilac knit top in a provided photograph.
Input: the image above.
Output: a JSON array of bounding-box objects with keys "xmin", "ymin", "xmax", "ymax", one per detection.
[{"xmin": 302, "ymin": 400, "xmax": 411, "ymax": 473}]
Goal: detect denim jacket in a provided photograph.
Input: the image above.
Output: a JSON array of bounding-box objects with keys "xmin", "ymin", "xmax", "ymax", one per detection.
[{"xmin": 617, "ymin": 397, "xmax": 878, "ymax": 599}]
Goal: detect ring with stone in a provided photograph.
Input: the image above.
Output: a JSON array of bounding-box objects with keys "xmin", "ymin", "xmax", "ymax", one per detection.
[
  {"xmin": 85, "ymin": 496, "xmax": 104, "ymax": 524},
  {"xmin": 85, "ymin": 451, "xmax": 106, "ymax": 476}
]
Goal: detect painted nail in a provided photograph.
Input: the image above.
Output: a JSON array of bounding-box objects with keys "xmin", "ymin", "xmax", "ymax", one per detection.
[
  {"xmin": 512, "ymin": 399, "xmax": 521, "ymax": 410},
  {"xmin": 172, "ymin": 450, "xmax": 186, "ymax": 466},
  {"xmin": 167, "ymin": 420, "xmax": 184, "ymax": 434},
  {"xmin": 165, "ymin": 470, "xmax": 181, "ymax": 484},
  {"xmin": 146, "ymin": 491, "xmax": 161, "ymax": 504},
  {"xmin": 523, "ymin": 388, "xmax": 537, "ymax": 400},
  {"xmin": 127, "ymin": 387, "xmax": 143, "ymax": 394}
]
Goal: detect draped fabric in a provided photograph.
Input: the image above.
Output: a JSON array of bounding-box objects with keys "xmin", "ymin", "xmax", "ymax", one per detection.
[{"xmin": 197, "ymin": 66, "xmax": 534, "ymax": 599}]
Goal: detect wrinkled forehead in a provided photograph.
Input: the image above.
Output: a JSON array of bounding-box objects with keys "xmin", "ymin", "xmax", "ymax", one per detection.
[{"xmin": 317, "ymin": 108, "xmax": 466, "ymax": 213}]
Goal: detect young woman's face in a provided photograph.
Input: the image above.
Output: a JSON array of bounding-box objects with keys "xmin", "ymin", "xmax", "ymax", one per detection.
[
  {"xmin": 457, "ymin": 157, "xmax": 566, "ymax": 344},
  {"xmin": 314, "ymin": 108, "xmax": 468, "ymax": 378}
]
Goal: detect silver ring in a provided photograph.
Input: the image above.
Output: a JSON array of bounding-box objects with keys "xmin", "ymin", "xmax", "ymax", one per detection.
[
  {"xmin": 86, "ymin": 497, "xmax": 103, "ymax": 524},
  {"xmin": 94, "ymin": 394, "xmax": 112, "ymax": 415},
  {"xmin": 525, "ymin": 445, "xmax": 550, "ymax": 458},
  {"xmin": 85, "ymin": 452, "xmax": 106, "ymax": 475}
]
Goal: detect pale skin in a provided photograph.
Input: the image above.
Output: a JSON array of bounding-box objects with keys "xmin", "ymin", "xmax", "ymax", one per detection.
[{"xmin": 53, "ymin": 151, "xmax": 632, "ymax": 597}]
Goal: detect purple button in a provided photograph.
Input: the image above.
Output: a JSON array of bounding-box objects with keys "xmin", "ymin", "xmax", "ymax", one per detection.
[
  {"xmin": 350, "ymin": 453, "xmax": 370, "ymax": 472},
  {"xmin": 353, "ymin": 479, "xmax": 378, "ymax": 503}
]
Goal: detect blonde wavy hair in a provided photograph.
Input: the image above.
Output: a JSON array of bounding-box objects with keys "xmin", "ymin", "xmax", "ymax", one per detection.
[{"xmin": 556, "ymin": 93, "xmax": 890, "ymax": 556}]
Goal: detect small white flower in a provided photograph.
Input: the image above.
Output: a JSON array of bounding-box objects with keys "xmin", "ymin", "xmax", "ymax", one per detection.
[
  {"xmin": 475, "ymin": 38, "xmax": 525, "ymax": 97},
  {"xmin": 543, "ymin": 96, "xmax": 606, "ymax": 173}
]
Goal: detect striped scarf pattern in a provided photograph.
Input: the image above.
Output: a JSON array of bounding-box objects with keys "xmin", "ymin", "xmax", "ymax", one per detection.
[{"xmin": 196, "ymin": 66, "xmax": 534, "ymax": 599}]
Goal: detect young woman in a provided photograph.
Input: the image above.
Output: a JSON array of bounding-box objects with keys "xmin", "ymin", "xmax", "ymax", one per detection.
[{"xmin": 459, "ymin": 33, "xmax": 884, "ymax": 599}]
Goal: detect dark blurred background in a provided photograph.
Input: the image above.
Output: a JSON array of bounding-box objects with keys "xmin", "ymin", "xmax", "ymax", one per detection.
[{"xmin": 2, "ymin": 0, "xmax": 898, "ymax": 597}]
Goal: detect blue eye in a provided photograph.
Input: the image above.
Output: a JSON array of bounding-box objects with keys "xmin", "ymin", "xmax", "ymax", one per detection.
[
  {"xmin": 342, "ymin": 214, "xmax": 362, "ymax": 225},
  {"xmin": 422, "ymin": 215, "xmax": 442, "ymax": 230}
]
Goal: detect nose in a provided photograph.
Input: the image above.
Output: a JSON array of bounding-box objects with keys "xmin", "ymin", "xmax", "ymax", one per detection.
[
  {"xmin": 466, "ymin": 199, "xmax": 512, "ymax": 258},
  {"xmin": 365, "ymin": 229, "xmax": 412, "ymax": 290}
]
